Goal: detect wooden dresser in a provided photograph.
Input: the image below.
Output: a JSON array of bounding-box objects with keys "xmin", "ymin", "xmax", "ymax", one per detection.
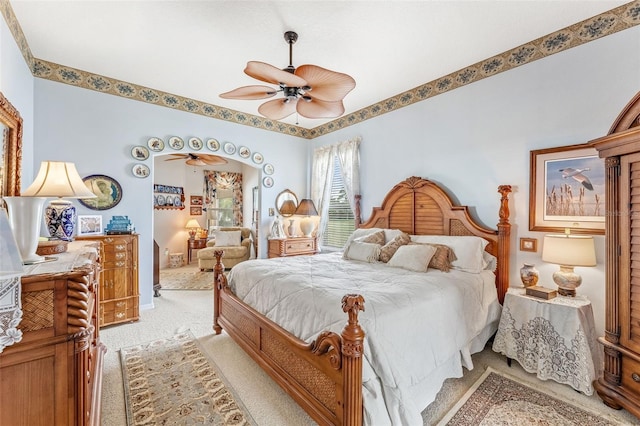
[
  {"xmin": 268, "ymin": 236, "xmax": 318, "ymax": 258},
  {"xmin": 77, "ymin": 234, "xmax": 139, "ymax": 327},
  {"xmin": 0, "ymin": 241, "xmax": 106, "ymax": 425},
  {"xmin": 590, "ymin": 91, "xmax": 640, "ymax": 418}
]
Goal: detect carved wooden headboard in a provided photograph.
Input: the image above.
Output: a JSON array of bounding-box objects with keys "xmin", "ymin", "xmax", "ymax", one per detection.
[{"xmin": 357, "ymin": 176, "xmax": 512, "ymax": 303}]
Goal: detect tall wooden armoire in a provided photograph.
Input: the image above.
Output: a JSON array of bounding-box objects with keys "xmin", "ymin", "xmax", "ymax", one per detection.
[{"xmin": 590, "ymin": 91, "xmax": 640, "ymax": 418}]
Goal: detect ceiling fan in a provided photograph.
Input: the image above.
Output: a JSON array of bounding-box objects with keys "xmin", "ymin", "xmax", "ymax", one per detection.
[
  {"xmin": 220, "ymin": 31, "xmax": 356, "ymax": 121},
  {"xmin": 165, "ymin": 153, "xmax": 228, "ymax": 166}
]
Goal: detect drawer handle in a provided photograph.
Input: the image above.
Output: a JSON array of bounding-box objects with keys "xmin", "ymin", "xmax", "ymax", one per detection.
[
  {"xmin": 116, "ymin": 302, "xmax": 125, "ymax": 308},
  {"xmin": 116, "ymin": 261, "xmax": 126, "ymax": 267},
  {"xmin": 116, "ymin": 312, "xmax": 125, "ymax": 319},
  {"xmin": 116, "ymin": 253, "xmax": 126, "ymax": 259},
  {"xmin": 633, "ymin": 373, "xmax": 640, "ymax": 382},
  {"xmin": 287, "ymin": 245, "xmax": 292, "ymax": 249}
]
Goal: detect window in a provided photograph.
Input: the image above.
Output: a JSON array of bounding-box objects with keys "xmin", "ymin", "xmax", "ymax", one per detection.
[
  {"xmin": 207, "ymin": 188, "xmax": 234, "ymax": 228},
  {"xmin": 322, "ymin": 156, "xmax": 355, "ymax": 248}
]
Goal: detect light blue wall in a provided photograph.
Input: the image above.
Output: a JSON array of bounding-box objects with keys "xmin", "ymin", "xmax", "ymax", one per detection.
[
  {"xmin": 310, "ymin": 26, "xmax": 640, "ymax": 338},
  {"xmin": 33, "ymin": 80, "xmax": 307, "ymax": 308},
  {"xmin": 0, "ymin": 16, "xmax": 34, "ymax": 186}
]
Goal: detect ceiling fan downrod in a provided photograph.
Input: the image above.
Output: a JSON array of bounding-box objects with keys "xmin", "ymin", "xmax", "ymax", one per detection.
[{"xmin": 283, "ymin": 31, "xmax": 298, "ymax": 74}]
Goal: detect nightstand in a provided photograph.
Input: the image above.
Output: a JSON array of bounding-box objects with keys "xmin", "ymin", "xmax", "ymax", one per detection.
[
  {"xmin": 187, "ymin": 238, "xmax": 208, "ymax": 263},
  {"xmin": 268, "ymin": 236, "xmax": 318, "ymax": 258},
  {"xmin": 492, "ymin": 287, "xmax": 601, "ymax": 395}
]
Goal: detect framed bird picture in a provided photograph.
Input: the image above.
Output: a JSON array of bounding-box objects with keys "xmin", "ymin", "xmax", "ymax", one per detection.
[{"xmin": 529, "ymin": 143, "xmax": 605, "ymax": 234}]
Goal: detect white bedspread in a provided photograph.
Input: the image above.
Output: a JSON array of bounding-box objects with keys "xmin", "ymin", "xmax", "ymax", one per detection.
[{"xmin": 228, "ymin": 252, "xmax": 499, "ymax": 425}]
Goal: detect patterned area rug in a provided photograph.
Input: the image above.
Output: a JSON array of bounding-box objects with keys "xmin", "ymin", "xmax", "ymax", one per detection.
[
  {"xmin": 159, "ymin": 265, "xmax": 215, "ymax": 290},
  {"xmin": 120, "ymin": 331, "xmax": 255, "ymax": 425},
  {"xmin": 438, "ymin": 367, "xmax": 622, "ymax": 425}
]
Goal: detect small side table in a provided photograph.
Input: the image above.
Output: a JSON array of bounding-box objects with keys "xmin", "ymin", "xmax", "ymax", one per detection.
[
  {"xmin": 187, "ymin": 238, "xmax": 208, "ymax": 264},
  {"xmin": 492, "ymin": 287, "xmax": 601, "ymax": 395}
]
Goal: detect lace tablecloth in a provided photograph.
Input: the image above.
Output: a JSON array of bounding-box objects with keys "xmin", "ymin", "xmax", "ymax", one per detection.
[{"xmin": 492, "ymin": 287, "xmax": 601, "ymax": 395}]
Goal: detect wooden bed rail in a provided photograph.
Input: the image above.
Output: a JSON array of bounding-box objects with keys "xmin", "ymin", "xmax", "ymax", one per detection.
[{"xmin": 213, "ymin": 250, "xmax": 366, "ymax": 425}]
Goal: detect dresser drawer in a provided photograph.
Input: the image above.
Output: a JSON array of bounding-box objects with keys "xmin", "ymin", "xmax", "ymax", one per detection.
[
  {"xmin": 101, "ymin": 296, "xmax": 139, "ymax": 326},
  {"xmin": 621, "ymin": 355, "xmax": 640, "ymax": 392},
  {"xmin": 284, "ymin": 239, "xmax": 315, "ymax": 254}
]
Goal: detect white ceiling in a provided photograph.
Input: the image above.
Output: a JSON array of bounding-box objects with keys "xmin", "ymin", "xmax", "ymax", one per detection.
[{"xmin": 10, "ymin": 0, "xmax": 629, "ymax": 129}]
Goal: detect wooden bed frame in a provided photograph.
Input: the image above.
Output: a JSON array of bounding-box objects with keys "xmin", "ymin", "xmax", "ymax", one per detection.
[{"xmin": 212, "ymin": 176, "xmax": 512, "ymax": 425}]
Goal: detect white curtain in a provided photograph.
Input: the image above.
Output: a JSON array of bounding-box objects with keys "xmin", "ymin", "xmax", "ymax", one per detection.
[
  {"xmin": 311, "ymin": 145, "xmax": 334, "ymax": 244},
  {"xmin": 311, "ymin": 136, "xmax": 361, "ymax": 246},
  {"xmin": 335, "ymin": 137, "xmax": 361, "ymax": 214}
]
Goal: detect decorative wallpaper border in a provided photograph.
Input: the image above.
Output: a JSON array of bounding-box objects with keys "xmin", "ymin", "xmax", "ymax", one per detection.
[{"xmin": 2, "ymin": 0, "xmax": 640, "ymax": 139}]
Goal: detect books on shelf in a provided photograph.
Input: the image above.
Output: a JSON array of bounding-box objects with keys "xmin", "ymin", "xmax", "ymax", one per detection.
[{"xmin": 525, "ymin": 285, "xmax": 557, "ymax": 300}]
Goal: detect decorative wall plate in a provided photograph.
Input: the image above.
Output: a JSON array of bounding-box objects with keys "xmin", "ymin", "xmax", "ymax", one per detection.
[
  {"xmin": 263, "ymin": 176, "xmax": 274, "ymax": 188},
  {"xmin": 147, "ymin": 137, "xmax": 164, "ymax": 152},
  {"xmin": 79, "ymin": 174, "xmax": 123, "ymax": 210},
  {"xmin": 223, "ymin": 142, "xmax": 236, "ymax": 155},
  {"xmin": 132, "ymin": 163, "xmax": 150, "ymax": 178},
  {"xmin": 156, "ymin": 194, "xmax": 166, "ymax": 206},
  {"xmin": 131, "ymin": 145, "xmax": 150, "ymax": 160},
  {"xmin": 252, "ymin": 152, "xmax": 264, "ymax": 164},
  {"xmin": 206, "ymin": 138, "xmax": 220, "ymax": 151},
  {"xmin": 238, "ymin": 146, "xmax": 250, "ymax": 158},
  {"xmin": 168, "ymin": 136, "xmax": 184, "ymax": 150},
  {"xmin": 188, "ymin": 137, "xmax": 203, "ymax": 150},
  {"xmin": 263, "ymin": 163, "xmax": 274, "ymax": 175}
]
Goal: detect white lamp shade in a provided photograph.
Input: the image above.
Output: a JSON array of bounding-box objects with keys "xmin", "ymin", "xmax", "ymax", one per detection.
[
  {"xmin": 542, "ymin": 235, "xmax": 596, "ymax": 267},
  {"xmin": 185, "ymin": 219, "xmax": 201, "ymax": 229},
  {"xmin": 22, "ymin": 161, "xmax": 96, "ymax": 198}
]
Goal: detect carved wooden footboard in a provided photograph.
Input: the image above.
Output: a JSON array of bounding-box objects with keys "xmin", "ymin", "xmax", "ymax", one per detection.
[
  {"xmin": 213, "ymin": 253, "xmax": 365, "ymax": 425},
  {"xmin": 212, "ymin": 177, "xmax": 512, "ymax": 425}
]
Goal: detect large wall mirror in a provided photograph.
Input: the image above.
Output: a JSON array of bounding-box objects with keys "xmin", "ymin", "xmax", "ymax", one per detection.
[
  {"xmin": 0, "ymin": 91, "xmax": 23, "ymax": 197},
  {"xmin": 275, "ymin": 189, "xmax": 298, "ymax": 217}
]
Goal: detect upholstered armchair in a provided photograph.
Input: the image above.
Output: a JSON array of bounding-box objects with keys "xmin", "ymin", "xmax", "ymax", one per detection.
[{"xmin": 197, "ymin": 227, "xmax": 252, "ymax": 271}]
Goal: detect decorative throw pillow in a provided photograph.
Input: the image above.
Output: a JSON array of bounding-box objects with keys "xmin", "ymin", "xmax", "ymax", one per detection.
[
  {"xmin": 213, "ymin": 230, "xmax": 242, "ymax": 247},
  {"xmin": 357, "ymin": 230, "xmax": 385, "ymax": 246},
  {"xmin": 379, "ymin": 232, "xmax": 411, "ymax": 263},
  {"xmin": 344, "ymin": 241, "xmax": 381, "ymax": 263},
  {"xmin": 387, "ymin": 244, "xmax": 437, "ymax": 272},
  {"xmin": 342, "ymin": 228, "xmax": 386, "ymax": 251},
  {"xmin": 410, "ymin": 235, "xmax": 488, "ymax": 273},
  {"xmin": 410, "ymin": 242, "xmax": 457, "ymax": 272}
]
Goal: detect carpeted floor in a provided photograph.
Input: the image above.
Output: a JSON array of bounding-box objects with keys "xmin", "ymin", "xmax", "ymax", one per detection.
[
  {"xmin": 159, "ymin": 263, "xmax": 214, "ymax": 290},
  {"xmin": 100, "ymin": 290, "xmax": 640, "ymax": 426}
]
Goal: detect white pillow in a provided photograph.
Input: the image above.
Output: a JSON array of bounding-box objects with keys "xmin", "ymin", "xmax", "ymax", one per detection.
[
  {"xmin": 342, "ymin": 228, "xmax": 385, "ymax": 251},
  {"xmin": 213, "ymin": 230, "xmax": 242, "ymax": 247},
  {"xmin": 387, "ymin": 244, "xmax": 437, "ymax": 272},
  {"xmin": 344, "ymin": 241, "xmax": 381, "ymax": 263},
  {"xmin": 410, "ymin": 235, "xmax": 488, "ymax": 273}
]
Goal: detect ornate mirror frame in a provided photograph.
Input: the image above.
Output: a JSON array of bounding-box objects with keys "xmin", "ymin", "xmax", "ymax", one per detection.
[
  {"xmin": 275, "ymin": 189, "xmax": 298, "ymax": 217},
  {"xmin": 0, "ymin": 91, "xmax": 23, "ymax": 197}
]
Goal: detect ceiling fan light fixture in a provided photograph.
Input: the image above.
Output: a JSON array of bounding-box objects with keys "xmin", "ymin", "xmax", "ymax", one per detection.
[{"xmin": 220, "ymin": 31, "xmax": 355, "ymax": 121}]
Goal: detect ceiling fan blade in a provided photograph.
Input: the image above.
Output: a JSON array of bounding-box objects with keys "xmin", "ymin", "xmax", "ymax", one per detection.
[
  {"xmin": 295, "ymin": 64, "xmax": 355, "ymax": 102},
  {"xmin": 245, "ymin": 61, "xmax": 307, "ymax": 88},
  {"xmin": 186, "ymin": 158, "xmax": 207, "ymax": 166},
  {"xmin": 198, "ymin": 154, "xmax": 228, "ymax": 165},
  {"xmin": 165, "ymin": 157, "xmax": 187, "ymax": 161},
  {"xmin": 258, "ymin": 98, "xmax": 298, "ymax": 120},
  {"xmin": 219, "ymin": 85, "xmax": 277, "ymax": 100},
  {"xmin": 297, "ymin": 98, "xmax": 345, "ymax": 119}
]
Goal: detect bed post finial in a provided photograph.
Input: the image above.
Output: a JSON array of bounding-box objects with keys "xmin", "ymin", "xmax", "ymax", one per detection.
[
  {"xmin": 213, "ymin": 250, "xmax": 225, "ymax": 334},
  {"xmin": 341, "ymin": 294, "xmax": 364, "ymax": 426},
  {"xmin": 354, "ymin": 194, "xmax": 362, "ymax": 228},
  {"xmin": 497, "ymin": 185, "xmax": 512, "ymax": 304}
]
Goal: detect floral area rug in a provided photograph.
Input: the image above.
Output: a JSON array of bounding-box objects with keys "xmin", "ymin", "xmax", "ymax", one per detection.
[
  {"xmin": 120, "ymin": 330, "xmax": 255, "ymax": 425},
  {"xmin": 437, "ymin": 367, "xmax": 623, "ymax": 425},
  {"xmin": 159, "ymin": 265, "xmax": 215, "ymax": 290}
]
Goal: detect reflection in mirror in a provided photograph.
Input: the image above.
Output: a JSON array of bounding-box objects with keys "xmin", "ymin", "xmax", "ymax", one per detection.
[
  {"xmin": 0, "ymin": 92, "xmax": 23, "ymax": 197},
  {"xmin": 275, "ymin": 189, "xmax": 298, "ymax": 217}
]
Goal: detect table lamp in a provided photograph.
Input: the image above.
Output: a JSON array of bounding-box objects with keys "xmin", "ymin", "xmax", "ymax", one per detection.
[
  {"xmin": 23, "ymin": 161, "xmax": 96, "ymax": 241},
  {"xmin": 541, "ymin": 233, "xmax": 596, "ymax": 297},
  {"xmin": 295, "ymin": 199, "xmax": 318, "ymax": 237},
  {"xmin": 3, "ymin": 161, "xmax": 95, "ymax": 263},
  {"xmin": 279, "ymin": 199, "xmax": 297, "ymax": 236},
  {"xmin": 185, "ymin": 218, "xmax": 201, "ymax": 240}
]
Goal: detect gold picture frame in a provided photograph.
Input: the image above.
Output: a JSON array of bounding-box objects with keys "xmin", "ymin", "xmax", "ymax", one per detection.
[
  {"xmin": 0, "ymin": 91, "xmax": 23, "ymax": 197},
  {"xmin": 519, "ymin": 237, "xmax": 538, "ymax": 252},
  {"xmin": 529, "ymin": 143, "xmax": 605, "ymax": 235}
]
